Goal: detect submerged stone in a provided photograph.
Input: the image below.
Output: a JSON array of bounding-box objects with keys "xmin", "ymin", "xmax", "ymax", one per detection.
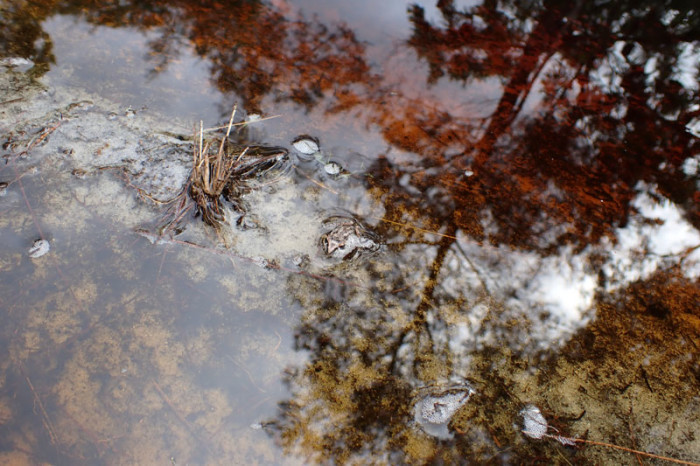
[{"xmin": 319, "ymin": 215, "xmax": 380, "ymax": 260}]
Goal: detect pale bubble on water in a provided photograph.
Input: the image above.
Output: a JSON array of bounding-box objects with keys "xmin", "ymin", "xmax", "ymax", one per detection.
[
  {"xmin": 292, "ymin": 136, "xmax": 320, "ymax": 155},
  {"xmin": 28, "ymin": 239, "xmax": 50, "ymax": 258},
  {"xmin": 324, "ymin": 161, "xmax": 342, "ymax": 175},
  {"xmin": 520, "ymin": 405, "xmax": 548, "ymax": 439},
  {"xmin": 413, "ymin": 385, "xmax": 474, "ymax": 440}
]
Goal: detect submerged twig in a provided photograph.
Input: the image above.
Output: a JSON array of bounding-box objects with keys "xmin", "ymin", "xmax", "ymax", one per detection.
[
  {"xmin": 152, "ymin": 380, "xmax": 200, "ymax": 440},
  {"xmin": 13, "ymin": 165, "xmax": 45, "ymax": 239},
  {"xmin": 294, "ymin": 166, "xmax": 339, "ymax": 194},
  {"xmin": 19, "ymin": 363, "xmax": 59, "ymax": 447}
]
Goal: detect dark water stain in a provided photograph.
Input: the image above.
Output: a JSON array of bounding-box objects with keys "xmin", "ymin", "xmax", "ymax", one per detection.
[{"xmin": 1, "ymin": 0, "xmax": 699, "ymax": 464}]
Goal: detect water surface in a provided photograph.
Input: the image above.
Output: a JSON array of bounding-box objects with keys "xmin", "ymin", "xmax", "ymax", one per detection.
[{"xmin": 1, "ymin": 0, "xmax": 699, "ymax": 464}]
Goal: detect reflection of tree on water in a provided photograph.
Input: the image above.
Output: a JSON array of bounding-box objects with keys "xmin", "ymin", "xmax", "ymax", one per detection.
[
  {"xmin": 0, "ymin": 1, "xmax": 54, "ymax": 74},
  {"xmin": 390, "ymin": 0, "xmax": 699, "ymax": 252},
  {"xmin": 3, "ymin": 0, "xmax": 698, "ymax": 462},
  {"xmin": 76, "ymin": 0, "xmax": 372, "ymax": 113},
  {"xmin": 263, "ymin": 0, "xmax": 699, "ymax": 463},
  {"xmin": 1, "ymin": 0, "xmax": 372, "ymax": 113}
]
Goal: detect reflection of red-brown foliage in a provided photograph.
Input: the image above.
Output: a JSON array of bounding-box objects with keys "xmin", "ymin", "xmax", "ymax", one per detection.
[
  {"xmin": 12, "ymin": 0, "xmax": 697, "ymax": 254},
  {"xmin": 168, "ymin": 1, "xmax": 370, "ymax": 111},
  {"xmin": 366, "ymin": 0, "xmax": 699, "ymax": 253},
  {"xmin": 39, "ymin": 0, "xmax": 372, "ymax": 112}
]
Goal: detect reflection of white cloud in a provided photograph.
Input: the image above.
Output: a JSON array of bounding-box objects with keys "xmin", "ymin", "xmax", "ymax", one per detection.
[
  {"xmin": 676, "ymin": 42, "xmax": 700, "ymax": 92},
  {"xmin": 499, "ymin": 247, "xmax": 598, "ymax": 348},
  {"xmin": 524, "ymin": 253, "xmax": 596, "ymax": 325},
  {"xmin": 606, "ymin": 184, "xmax": 700, "ymax": 285},
  {"xmin": 682, "ymin": 155, "xmax": 699, "ymax": 176},
  {"xmin": 637, "ymin": 191, "xmax": 699, "ymax": 256},
  {"xmin": 445, "ymin": 239, "xmax": 597, "ymax": 351},
  {"xmin": 445, "ymin": 183, "xmax": 699, "ymax": 355}
]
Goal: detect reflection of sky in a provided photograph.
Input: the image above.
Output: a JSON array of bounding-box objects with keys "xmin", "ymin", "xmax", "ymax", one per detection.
[
  {"xmin": 444, "ymin": 181, "xmax": 699, "ymax": 352},
  {"xmin": 42, "ymin": 15, "xmax": 222, "ymax": 125},
  {"xmin": 289, "ymin": 0, "xmax": 482, "ymax": 41},
  {"xmin": 446, "ymin": 239, "xmax": 597, "ymax": 350},
  {"xmin": 519, "ymin": 251, "xmax": 596, "ymax": 331},
  {"xmin": 607, "ymin": 184, "xmax": 700, "ymax": 283},
  {"xmin": 5, "ymin": 3, "xmax": 698, "ymax": 463}
]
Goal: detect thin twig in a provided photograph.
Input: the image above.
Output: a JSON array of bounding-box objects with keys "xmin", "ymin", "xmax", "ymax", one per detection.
[
  {"xmin": 14, "ymin": 166, "xmax": 45, "ymax": 239},
  {"xmin": 198, "ymin": 121, "xmax": 203, "ymax": 166},
  {"xmin": 294, "ymin": 166, "xmax": 339, "ymax": 194},
  {"xmin": 155, "ymin": 245, "xmax": 169, "ymax": 284},
  {"xmin": 369, "ymin": 215, "xmax": 458, "ymax": 240},
  {"xmin": 532, "ymin": 432, "xmax": 700, "ymax": 466},
  {"xmin": 454, "ymin": 239, "xmax": 491, "ymax": 296},
  {"xmin": 215, "ymin": 105, "xmax": 237, "ymax": 183},
  {"xmin": 21, "ymin": 366, "xmax": 59, "ymax": 446},
  {"xmin": 152, "ymin": 380, "xmax": 200, "ymax": 440},
  {"xmin": 227, "ymin": 356, "xmax": 267, "ymax": 393},
  {"xmin": 0, "ymin": 96, "xmax": 23, "ymax": 105},
  {"xmin": 20, "ymin": 120, "xmax": 63, "ymax": 156}
]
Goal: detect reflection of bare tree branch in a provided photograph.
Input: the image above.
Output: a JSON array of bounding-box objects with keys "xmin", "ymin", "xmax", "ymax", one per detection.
[
  {"xmin": 471, "ymin": 7, "xmax": 570, "ymax": 169},
  {"xmin": 412, "ymin": 226, "xmax": 456, "ymax": 332},
  {"xmin": 454, "ymin": 240, "xmax": 491, "ymax": 296}
]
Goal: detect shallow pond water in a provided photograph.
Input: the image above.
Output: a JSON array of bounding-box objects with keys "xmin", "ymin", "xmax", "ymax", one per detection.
[{"xmin": 1, "ymin": 1, "xmax": 699, "ymax": 464}]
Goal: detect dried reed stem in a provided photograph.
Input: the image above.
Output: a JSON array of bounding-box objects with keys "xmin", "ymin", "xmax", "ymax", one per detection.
[{"xmin": 202, "ymin": 114, "xmax": 281, "ymax": 132}]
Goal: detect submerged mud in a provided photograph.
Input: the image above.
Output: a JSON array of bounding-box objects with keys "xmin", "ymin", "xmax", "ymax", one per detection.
[{"xmin": 0, "ymin": 69, "xmax": 308, "ymax": 464}]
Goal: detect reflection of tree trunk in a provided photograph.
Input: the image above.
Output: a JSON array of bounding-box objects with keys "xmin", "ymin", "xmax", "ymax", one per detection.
[
  {"xmin": 413, "ymin": 224, "xmax": 457, "ymax": 331},
  {"xmin": 388, "ymin": 224, "xmax": 457, "ymax": 375},
  {"xmin": 471, "ymin": 7, "xmax": 567, "ymax": 168}
]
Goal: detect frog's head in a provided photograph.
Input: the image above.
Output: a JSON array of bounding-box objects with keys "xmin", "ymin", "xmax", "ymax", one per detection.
[{"xmin": 321, "ymin": 232, "xmax": 346, "ymax": 256}]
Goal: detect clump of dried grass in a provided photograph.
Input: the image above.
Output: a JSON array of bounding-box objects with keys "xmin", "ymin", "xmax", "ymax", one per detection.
[
  {"xmin": 152, "ymin": 105, "xmax": 287, "ymax": 236},
  {"xmin": 187, "ymin": 106, "xmax": 247, "ymax": 227}
]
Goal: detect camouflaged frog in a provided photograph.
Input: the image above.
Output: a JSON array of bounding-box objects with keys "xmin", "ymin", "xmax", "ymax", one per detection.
[{"xmin": 320, "ymin": 216, "xmax": 380, "ymax": 260}]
